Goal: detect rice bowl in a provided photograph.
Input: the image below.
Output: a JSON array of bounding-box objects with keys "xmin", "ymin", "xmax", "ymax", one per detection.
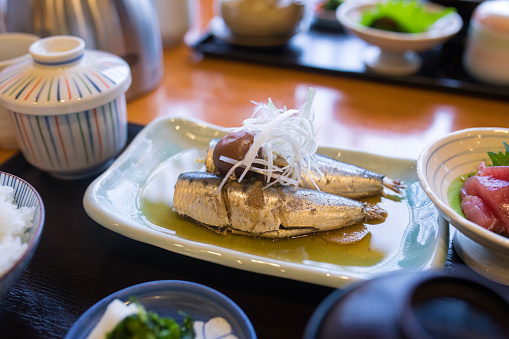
[
  {"xmin": 0, "ymin": 172, "xmax": 44, "ymax": 300},
  {"xmin": 0, "ymin": 186, "xmax": 36, "ymax": 274}
]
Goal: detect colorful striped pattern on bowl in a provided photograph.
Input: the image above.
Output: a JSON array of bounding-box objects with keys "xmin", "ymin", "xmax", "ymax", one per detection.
[{"xmin": 12, "ymin": 95, "xmax": 127, "ymax": 178}]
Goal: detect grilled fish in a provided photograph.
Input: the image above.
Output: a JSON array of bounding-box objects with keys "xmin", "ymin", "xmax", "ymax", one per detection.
[
  {"xmin": 205, "ymin": 139, "xmax": 402, "ymax": 199},
  {"xmin": 173, "ymin": 171, "xmax": 387, "ymax": 238}
]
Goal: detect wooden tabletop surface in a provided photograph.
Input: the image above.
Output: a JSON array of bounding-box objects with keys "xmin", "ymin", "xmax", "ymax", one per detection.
[{"xmin": 1, "ymin": 0, "xmax": 508, "ymax": 163}]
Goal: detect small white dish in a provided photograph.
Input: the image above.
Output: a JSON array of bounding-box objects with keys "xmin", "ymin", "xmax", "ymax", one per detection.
[
  {"xmin": 83, "ymin": 116, "xmax": 448, "ymax": 289},
  {"xmin": 65, "ymin": 280, "xmax": 256, "ymax": 339},
  {"xmin": 417, "ymin": 127, "xmax": 509, "ymax": 285},
  {"xmin": 337, "ymin": 0, "xmax": 462, "ymax": 76}
]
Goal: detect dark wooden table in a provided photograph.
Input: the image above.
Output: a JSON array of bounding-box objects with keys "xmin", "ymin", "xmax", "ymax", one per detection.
[{"xmin": 1, "ymin": 123, "xmax": 508, "ymax": 339}]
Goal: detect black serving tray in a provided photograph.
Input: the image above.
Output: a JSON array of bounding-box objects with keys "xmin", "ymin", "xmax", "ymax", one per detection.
[
  {"xmin": 1, "ymin": 123, "xmax": 507, "ymax": 338},
  {"xmin": 192, "ymin": 21, "xmax": 509, "ymax": 102}
]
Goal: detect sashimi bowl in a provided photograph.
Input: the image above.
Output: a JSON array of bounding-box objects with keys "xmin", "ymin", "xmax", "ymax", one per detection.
[
  {"xmin": 417, "ymin": 128, "xmax": 509, "ymax": 284},
  {"xmin": 0, "ymin": 171, "xmax": 45, "ymax": 300}
]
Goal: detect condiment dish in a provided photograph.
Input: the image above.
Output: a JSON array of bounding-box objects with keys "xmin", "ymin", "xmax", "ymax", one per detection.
[
  {"xmin": 417, "ymin": 128, "xmax": 509, "ymax": 285},
  {"xmin": 66, "ymin": 280, "xmax": 256, "ymax": 339}
]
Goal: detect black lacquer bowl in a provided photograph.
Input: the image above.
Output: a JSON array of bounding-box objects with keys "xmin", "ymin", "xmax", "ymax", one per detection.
[{"xmin": 304, "ymin": 270, "xmax": 509, "ymax": 339}]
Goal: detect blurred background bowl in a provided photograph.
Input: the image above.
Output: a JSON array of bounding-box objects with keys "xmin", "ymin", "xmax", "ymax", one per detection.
[
  {"xmin": 417, "ymin": 128, "xmax": 509, "ymax": 284},
  {"xmin": 219, "ymin": 0, "xmax": 306, "ymax": 37},
  {"xmin": 0, "ymin": 171, "xmax": 44, "ymax": 301},
  {"xmin": 337, "ymin": 0, "xmax": 462, "ymax": 75}
]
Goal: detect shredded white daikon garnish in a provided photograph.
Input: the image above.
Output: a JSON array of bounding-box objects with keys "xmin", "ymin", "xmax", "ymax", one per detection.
[{"xmin": 217, "ymin": 88, "xmax": 322, "ymax": 192}]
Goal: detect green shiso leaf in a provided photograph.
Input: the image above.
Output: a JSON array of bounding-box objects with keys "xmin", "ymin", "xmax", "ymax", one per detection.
[
  {"xmin": 488, "ymin": 141, "xmax": 509, "ymax": 166},
  {"xmin": 360, "ymin": 0, "xmax": 456, "ymax": 33}
]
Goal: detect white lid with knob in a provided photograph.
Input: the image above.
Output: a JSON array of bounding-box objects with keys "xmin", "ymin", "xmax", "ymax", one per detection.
[{"xmin": 0, "ymin": 35, "xmax": 131, "ymax": 115}]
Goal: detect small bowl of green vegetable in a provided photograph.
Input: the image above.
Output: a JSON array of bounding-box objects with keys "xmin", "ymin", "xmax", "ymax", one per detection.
[
  {"xmin": 417, "ymin": 128, "xmax": 509, "ymax": 285},
  {"xmin": 66, "ymin": 280, "xmax": 256, "ymax": 339},
  {"xmin": 337, "ymin": 0, "xmax": 462, "ymax": 76}
]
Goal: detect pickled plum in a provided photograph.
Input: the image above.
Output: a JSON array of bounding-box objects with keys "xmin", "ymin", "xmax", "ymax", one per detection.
[{"xmin": 212, "ymin": 130, "xmax": 262, "ymax": 178}]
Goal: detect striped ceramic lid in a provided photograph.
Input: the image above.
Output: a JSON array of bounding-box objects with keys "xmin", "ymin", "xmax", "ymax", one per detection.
[{"xmin": 0, "ymin": 35, "xmax": 131, "ymax": 115}]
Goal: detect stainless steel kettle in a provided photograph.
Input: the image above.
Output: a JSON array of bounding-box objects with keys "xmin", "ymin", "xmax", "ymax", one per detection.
[{"xmin": 4, "ymin": 0, "xmax": 163, "ymax": 100}]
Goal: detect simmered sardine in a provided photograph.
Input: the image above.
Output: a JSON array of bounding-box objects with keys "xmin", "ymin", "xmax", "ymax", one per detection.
[
  {"xmin": 205, "ymin": 139, "xmax": 401, "ymax": 199},
  {"xmin": 173, "ymin": 171, "xmax": 387, "ymax": 238}
]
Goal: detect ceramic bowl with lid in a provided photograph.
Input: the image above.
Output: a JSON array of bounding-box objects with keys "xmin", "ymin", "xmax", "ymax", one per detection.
[
  {"xmin": 0, "ymin": 35, "xmax": 131, "ymax": 180},
  {"xmin": 304, "ymin": 270, "xmax": 509, "ymax": 338}
]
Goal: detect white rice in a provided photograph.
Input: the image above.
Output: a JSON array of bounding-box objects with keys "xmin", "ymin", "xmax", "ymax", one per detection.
[{"xmin": 0, "ymin": 185, "xmax": 35, "ymax": 276}]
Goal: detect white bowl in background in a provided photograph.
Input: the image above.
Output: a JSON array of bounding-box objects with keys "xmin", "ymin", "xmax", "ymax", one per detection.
[
  {"xmin": 337, "ymin": 0, "xmax": 462, "ymax": 76},
  {"xmin": 219, "ymin": 0, "xmax": 306, "ymax": 37},
  {"xmin": 417, "ymin": 128, "xmax": 509, "ymax": 285},
  {"xmin": 0, "ymin": 171, "xmax": 45, "ymax": 301},
  {"xmin": 463, "ymin": 0, "xmax": 509, "ymax": 85}
]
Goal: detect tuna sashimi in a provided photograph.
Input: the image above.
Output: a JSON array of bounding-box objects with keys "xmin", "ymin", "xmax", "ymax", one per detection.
[
  {"xmin": 479, "ymin": 165, "xmax": 509, "ymax": 181},
  {"xmin": 460, "ymin": 195, "xmax": 506, "ymax": 234},
  {"xmin": 460, "ymin": 163, "xmax": 509, "ymax": 235}
]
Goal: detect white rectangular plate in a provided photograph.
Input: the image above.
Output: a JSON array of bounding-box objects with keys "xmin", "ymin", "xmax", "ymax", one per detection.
[{"xmin": 84, "ymin": 117, "xmax": 449, "ymax": 288}]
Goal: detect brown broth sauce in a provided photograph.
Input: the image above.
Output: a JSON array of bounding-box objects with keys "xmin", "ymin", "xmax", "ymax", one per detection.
[{"xmin": 139, "ymin": 148, "xmax": 410, "ymax": 268}]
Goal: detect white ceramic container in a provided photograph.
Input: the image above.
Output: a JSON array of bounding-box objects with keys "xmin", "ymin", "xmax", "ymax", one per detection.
[
  {"xmin": 0, "ymin": 36, "xmax": 131, "ymax": 180},
  {"xmin": 0, "ymin": 33, "xmax": 40, "ymax": 149},
  {"xmin": 153, "ymin": 0, "xmax": 192, "ymax": 47},
  {"xmin": 463, "ymin": 1, "xmax": 509, "ymax": 85}
]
